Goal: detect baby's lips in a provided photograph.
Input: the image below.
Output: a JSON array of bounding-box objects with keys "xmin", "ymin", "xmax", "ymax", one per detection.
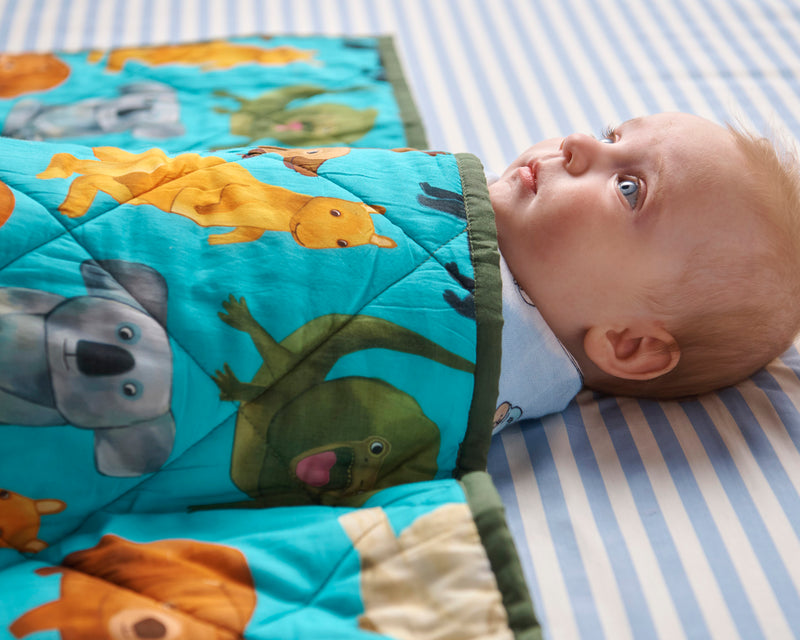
[{"xmin": 518, "ymin": 163, "xmax": 537, "ymax": 194}]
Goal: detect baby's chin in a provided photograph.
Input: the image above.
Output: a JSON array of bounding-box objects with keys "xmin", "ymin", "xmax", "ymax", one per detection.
[
  {"xmin": 489, "ymin": 170, "xmax": 533, "ymax": 226},
  {"xmin": 488, "ymin": 180, "xmax": 514, "ymax": 228},
  {"xmin": 491, "ymin": 203, "xmax": 518, "ymax": 257}
]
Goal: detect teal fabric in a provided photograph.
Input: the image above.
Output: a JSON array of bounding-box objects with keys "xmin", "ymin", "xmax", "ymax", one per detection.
[
  {"xmin": 0, "ymin": 475, "xmax": 532, "ymax": 638},
  {"xmin": 0, "ymin": 33, "xmax": 540, "ymax": 640},
  {"xmin": 0, "ymin": 137, "xmax": 527, "ymax": 638},
  {"xmin": 0, "ymin": 35, "xmax": 425, "ymax": 151},
  {"xmin": 0, "ymin": 136, "xmax": 499, "ymax": 539}
]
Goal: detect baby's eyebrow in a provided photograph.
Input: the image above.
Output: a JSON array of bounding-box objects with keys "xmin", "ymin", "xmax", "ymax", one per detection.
[
  {"xmin": 618, "ymin": 116, "xmax": 664, "ymax": 219},
  {"xmin": 645, "ymin": 155, "xmax": 665, "ymax": 220},
  {"xmin": 618, "ymin": 116, "xmax": 643, "ymax": 132}
]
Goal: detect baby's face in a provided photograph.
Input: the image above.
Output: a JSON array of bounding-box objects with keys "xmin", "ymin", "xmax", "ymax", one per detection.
[{"xmin": 490, "ymin": 112, "xmax": 757, "ymax": 348}]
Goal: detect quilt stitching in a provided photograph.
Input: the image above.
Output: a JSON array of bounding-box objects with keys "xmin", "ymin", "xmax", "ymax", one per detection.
[
  {"xmin": 0, "ymin": 186, "xmax": 249, "ymax": 534},
  {"xmin": 213, "ymin": 229, "xmax": 475, "ymax": 495},
  {"xmin": 0, "ymin": 153, "xmax": 477, "ymax": 527},
  {"xmin": 0, "ymin": 31, "xmax": 528, "ymax": 640},
  {"xmin": 312, "ymin": 156, "xmax": 476, "ymax": 289}
]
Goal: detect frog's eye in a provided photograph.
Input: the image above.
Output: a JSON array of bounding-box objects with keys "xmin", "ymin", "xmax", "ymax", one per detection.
[{"xmin": 369, "ymin": 440, "xmax": 385, "ymax": 455}]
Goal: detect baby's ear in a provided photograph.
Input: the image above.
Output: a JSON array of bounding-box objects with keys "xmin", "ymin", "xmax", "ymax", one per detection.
[{"xmin": 584, "ymin": 324, "xmax": 680, "ymax": 381}]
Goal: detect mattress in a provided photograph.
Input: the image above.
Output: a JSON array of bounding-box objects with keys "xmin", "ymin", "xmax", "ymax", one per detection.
[{"xmin": 2, "ymin": 1, "xmax": 800, "ymax": 639}]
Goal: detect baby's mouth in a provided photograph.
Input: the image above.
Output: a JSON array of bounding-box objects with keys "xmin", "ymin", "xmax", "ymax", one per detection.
[{"xmin": 518, "ymin": 162, "xmax": 538, "ymax": 194}]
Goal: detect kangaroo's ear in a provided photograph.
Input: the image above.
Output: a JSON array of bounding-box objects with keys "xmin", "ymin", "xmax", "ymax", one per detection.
[
  {"xmin": 584, "ymin": 324, "xmax": 680, "ymax": 381},
  {"xmin": 0, "ymin": 180, "xmax": 13, "ymax": 228},
  {"xmin": 370, "ymin": 234, "xmax": 397, "ymax": 249},
  {"xmin": 34, "ymin": 499, "xmax": 67, "ymax": 516},
  {"xmin": 367, "ymin": 204, "xmax": 387, "ymax": 215}
]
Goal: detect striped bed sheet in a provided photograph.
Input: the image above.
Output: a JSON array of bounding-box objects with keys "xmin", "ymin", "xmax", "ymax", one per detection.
[{"xmin": 2, "ymin": 1, "xmax": 800, "ymax": 639}]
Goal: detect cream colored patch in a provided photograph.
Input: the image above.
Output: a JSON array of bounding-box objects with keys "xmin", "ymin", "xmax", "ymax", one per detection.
[{"xmin": 339, "ymin": 503, "xmax": 513, "ymax": 639}]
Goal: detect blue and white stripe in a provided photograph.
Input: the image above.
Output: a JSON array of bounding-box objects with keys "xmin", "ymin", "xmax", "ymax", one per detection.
[{"xmin": 3, "ymin": 1, "xmax": 800, "ymax": 638}]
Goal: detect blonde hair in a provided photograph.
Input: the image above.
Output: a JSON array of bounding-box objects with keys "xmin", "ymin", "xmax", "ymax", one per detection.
[{"xmin": 596, "ymin": 124, "xmax": 800, "ymax": 399}]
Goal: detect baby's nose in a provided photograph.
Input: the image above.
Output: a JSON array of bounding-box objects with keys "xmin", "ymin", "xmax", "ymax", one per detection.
[{"xmin": 561, "ymin": 133, "xmax": 601, "ymax": 175}]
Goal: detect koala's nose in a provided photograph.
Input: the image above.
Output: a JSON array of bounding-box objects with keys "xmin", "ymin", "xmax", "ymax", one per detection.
[{"xmin": 76, "ymin": 340, "xmax": 135, "ymax": 376}]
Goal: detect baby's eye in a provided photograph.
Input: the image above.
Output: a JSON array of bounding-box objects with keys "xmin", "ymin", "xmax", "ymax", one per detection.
[{"xmin": 618, "ymin": 177, "xmax": 640, "ymax": 208}]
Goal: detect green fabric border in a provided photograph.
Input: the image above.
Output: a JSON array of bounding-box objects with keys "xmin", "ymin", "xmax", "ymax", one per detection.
[
  {"xmin": 454, "ymin": 152, "xmax": 503, "ymax": 475},
  {"xmin": 377, "ymin": 35, "xmax": 429, "ymax": 149},
  {"xmin": 461, "ymin": 472, "xmax": 543, "ymax": 640}
]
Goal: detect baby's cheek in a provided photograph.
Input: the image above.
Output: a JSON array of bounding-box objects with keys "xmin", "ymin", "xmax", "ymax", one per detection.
[{"xmin": 528, "ymin": 207, "xmax": 578, "ymax": 253}]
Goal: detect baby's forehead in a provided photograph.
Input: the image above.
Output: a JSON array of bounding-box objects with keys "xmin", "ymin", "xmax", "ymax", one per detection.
[
  {"xmin": 640, "ymin": 120, "xmax": 752, "ymax": 231},
  {"xmin": 620, "ymin": 112, "xmax": 720, "ymax": 133},
  {"xmin": 640, "ymin": 117, "xmax": 742, "ymax": 178},
  {"xmin": 622, "ymin": 113, "xmax": 733, "ymax": 151}
]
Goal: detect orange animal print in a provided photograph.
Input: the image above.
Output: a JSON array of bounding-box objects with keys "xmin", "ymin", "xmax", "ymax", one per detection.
[
  {"xmin": 242, "ymin": 145, "xmax": 351, "ymax": 175},
  {"xmin": 9, "ymin": 534, "xmax": 257, "ymax": 640},
  {"xmin": 0, "ymin": 489, "xmax": 65, "ymax": 553},
  {"xmin": 0, "ymin": 180, "xmax": 13, "ymax": 228},
  {"xmin": 239, "ymin": 147, "xmax": 449, "ymax": 177},
  {"xmin": 88, "ymin": 41, "xmax": 316, "ymax": 72},
  {"xmin": 38, "ymin": 147, "xmax": 396, "ymax": 248},
  {"xmin": 0, "ymin": 53, "xmax": 70, "ymax": 98}
]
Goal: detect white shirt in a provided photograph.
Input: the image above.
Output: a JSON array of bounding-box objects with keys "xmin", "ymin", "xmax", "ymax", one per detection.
[{"xmin": 493, "ymin": 253, "xmax": 583, "ymax": 434}]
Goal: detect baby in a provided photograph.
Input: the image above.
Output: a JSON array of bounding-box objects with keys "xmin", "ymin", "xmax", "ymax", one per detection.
[{"xmin": 490, "ymin": 112, "xmax": 800, "ymax": 421}]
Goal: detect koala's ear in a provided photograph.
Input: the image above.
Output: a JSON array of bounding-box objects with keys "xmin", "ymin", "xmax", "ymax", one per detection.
[
  {"xmin": 81, "ymin": 260, "xmax": 168, "ymax": 326},
  {"xmin": 94, "ymin": 412, "xmax": 175, "ymax": 477}
]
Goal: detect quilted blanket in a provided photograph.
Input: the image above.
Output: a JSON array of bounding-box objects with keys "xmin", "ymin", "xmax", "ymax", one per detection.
[
  {"xmin": 0, "ymin": 136, "xmax": 538, "ymax": 638},
  {"xmin": 2, "ymin": 471, "xmax": 535, "ymax": 639},
  {"xmin": 0, "ymin": 35, "xmax": 426, "ymax": 151}
]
